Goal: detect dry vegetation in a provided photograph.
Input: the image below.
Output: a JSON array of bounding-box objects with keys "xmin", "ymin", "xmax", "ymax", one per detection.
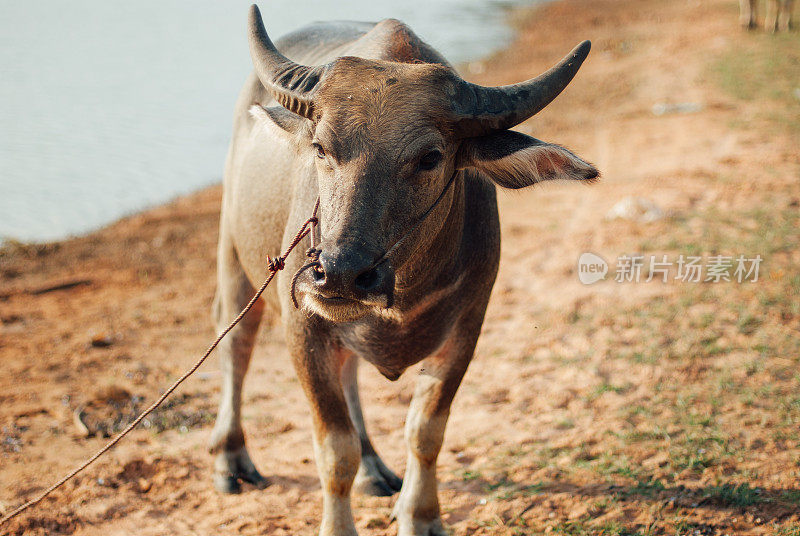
[{"xmin": 1, "ymin": 0, "xmax": 799, "ymax": 534}]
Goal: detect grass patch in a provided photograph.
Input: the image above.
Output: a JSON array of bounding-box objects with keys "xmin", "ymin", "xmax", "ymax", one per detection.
[
  {"xmin": 668, "ymin": 430, "xmax": 732, "ymax": 474},
  {"xmin": 673, "ymin": 518, "xmax": 705, "ymax": 536},
  {"xmin": 622, "ymin": 478, "xmax": 666, "ymax": 498},
  {"xmin": 779, "ymin": 489, "xmax": 800, "ymax": 506},
  {"xmin": 586, "ymin": 381, "xmax": 631, "ymax": 401},
  {"xmin": 479, "ymin": 472, "xmax": 546, "ymax": 500},
  {"xmin": 702, "ymin": 483, "xmax": 763, "ymax": 507},
  {"xmin": 460, "ymin": 469, "xmax": 482, "ymax": 482},
  {"xmin": 775, "ymin": 524, "xmax": 800, "ymax": 536},
  {"xmin": 551, "ymin": 520, "xmax": 653, "ymax": 536},
  {"xmin": 589, "ymin": 452, "xmax": 643, "ymax": 480},
  {"xmin": 552, "ymin": 520, "xmax": 590, "ymax": 535}
]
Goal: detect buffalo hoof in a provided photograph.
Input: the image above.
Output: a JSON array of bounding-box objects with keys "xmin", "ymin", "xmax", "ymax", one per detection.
[
  {"xmin": 213, "ymin": 467, "xmax": 269, "ymax": 494},
  {"xmin": 213, "ymin": 447, "xmax": 269, "ymax": 494},
  {"xmin": 391, "ymin": 512, "xmax": 449, "ymax": 536},
  {"xmin": 391, "ymin": 492, "xmax": 449, "ymax": 536},
  {"xmin": 353, "ymin": 454, "xmax": 402, "ymax": 496},
  {"xmin": 739, "ymin": 18, "xmax": 757, "ymax": 30}
]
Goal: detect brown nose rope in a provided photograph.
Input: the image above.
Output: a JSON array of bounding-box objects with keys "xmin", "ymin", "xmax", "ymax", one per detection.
[
  {"xmin": 288, "ymin": 171, "xmax": 458, "ymax": 308},
  {"xmin": 372, "ymin": 170, "xmax": 458, "ymax": 269},
  {"xmin": 0, "ymin": 202, "xmax": 320, "ymax": 530}
]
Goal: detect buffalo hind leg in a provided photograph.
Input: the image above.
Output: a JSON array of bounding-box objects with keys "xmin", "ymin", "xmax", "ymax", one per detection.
[
  {"xmin": 341, "ymin": 354, "xmax": 403, "ymax": 496},
  {"xmin": 740, "ymin": 0, "xmax": 758, "ymax": 29},
  {"xmin": 765, "ymin": 0, "xmax": 793, "ymax": 31},
  {"xmin": 208, "ymin": 232, "xmax": 268, "ymax": 493},
  {"xmin": 392, "ymin": 334, "xmax": 478, "ymax": 536},
  {"xmin": 778, "ymin": 0, "xmax": 794, "ymax": 31}
]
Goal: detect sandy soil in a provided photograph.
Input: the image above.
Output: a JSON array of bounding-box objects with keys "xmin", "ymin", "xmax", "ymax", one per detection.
[{"xmin": 2, "ymin": 0, "xmax": 799, "ymax": 534}]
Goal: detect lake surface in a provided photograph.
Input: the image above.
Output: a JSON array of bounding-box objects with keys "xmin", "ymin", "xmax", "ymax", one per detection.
[{"xmin": 0, "ymin": 1, "xmax": 536, "ymax": 242}]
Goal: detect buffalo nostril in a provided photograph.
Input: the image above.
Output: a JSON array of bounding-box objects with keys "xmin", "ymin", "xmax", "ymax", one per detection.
[
  {"xmin": 354, "ymin": 267, "xmax": 379, "ymax": 291},
  {"xmin": 312, "ymin": 264, "xmax": 325, "ymax": 282}
]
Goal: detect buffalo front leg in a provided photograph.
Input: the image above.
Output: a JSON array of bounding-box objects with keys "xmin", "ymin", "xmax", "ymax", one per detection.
[
  {"xmin": 288, "ymin": 321, "xmax": 360, "ymax": 536},
  {"xmin": 392, "ymin": 337, "xmax": 477, "ymax": 536},
  {"xmin": 208, "ymin": 233, "xmax": 268, "ymax": 493},
  {"xmin": 342, "ymin": 354, "xmax": 403, "ymax": 497}
]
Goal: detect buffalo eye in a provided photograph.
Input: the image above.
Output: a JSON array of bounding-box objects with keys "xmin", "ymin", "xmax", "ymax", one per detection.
[
  {"xmin": 312, "ymin": 143, "xmax": 326, "ymax": 159},
  {"xmin": 418, "ymin": 150, "xmax": 442, "ymax": 171}
]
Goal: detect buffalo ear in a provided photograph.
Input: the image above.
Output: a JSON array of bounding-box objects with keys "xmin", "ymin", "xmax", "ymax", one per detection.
[
  {"xmin": 456, "ymin": 130, "xmax": 599, "ymax": 189},
  {"xmin": 249, "ymin": 104, "xmax": 307, "ymax": 136}
]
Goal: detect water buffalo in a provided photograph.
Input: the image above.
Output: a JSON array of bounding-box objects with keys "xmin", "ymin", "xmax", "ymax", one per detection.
[
  {"xmin": 740, "ymin": 0, "xmax": 794, "ymax": 31},
  {"xmin": 208, "ymin": 5, "xmax": 597, "ymax": 535}
]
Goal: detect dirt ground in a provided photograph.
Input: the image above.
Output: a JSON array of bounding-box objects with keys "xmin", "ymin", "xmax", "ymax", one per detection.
[{"xmin": 1, "ymin": 0, "xmax": 799, "ymax": 534}]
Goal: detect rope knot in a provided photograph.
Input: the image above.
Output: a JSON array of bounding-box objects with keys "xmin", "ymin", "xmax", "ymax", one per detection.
[
  {"xmin": 267, "ymin": 256, "xmax": 285, "ymax": 272},
  {"xmin": 306, "ymin": 247, "xmax": 321, "ymax": 261}
]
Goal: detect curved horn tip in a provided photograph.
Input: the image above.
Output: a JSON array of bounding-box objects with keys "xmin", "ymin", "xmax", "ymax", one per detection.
[
  {"xmin": 248, "ymin": 5, "xmax": 264, "ymax": 33},
  {"xmin": 572, "ymin": 40, "xmax": 592, "ymax": 62}
]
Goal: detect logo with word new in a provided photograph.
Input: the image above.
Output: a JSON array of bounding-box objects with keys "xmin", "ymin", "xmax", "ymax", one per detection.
[{"xmin": 577, "ymin": 252, "xmax": 608, "ymax": 284}]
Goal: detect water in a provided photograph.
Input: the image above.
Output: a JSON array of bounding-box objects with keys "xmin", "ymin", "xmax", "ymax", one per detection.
[{"xmin": 0, "ymin": 1, "xmax": 535, "ymax": 243}]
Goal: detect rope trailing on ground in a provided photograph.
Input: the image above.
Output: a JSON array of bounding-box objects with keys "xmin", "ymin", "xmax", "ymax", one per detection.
[{"xmin": 0, "ymin": 201, "xmax": 319, "ymax": 529}]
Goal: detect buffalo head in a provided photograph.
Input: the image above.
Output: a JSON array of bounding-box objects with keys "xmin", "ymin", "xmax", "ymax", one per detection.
[{"xmin": 246, "ymin": 5, "xmax": 598, "ymax": 322}]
